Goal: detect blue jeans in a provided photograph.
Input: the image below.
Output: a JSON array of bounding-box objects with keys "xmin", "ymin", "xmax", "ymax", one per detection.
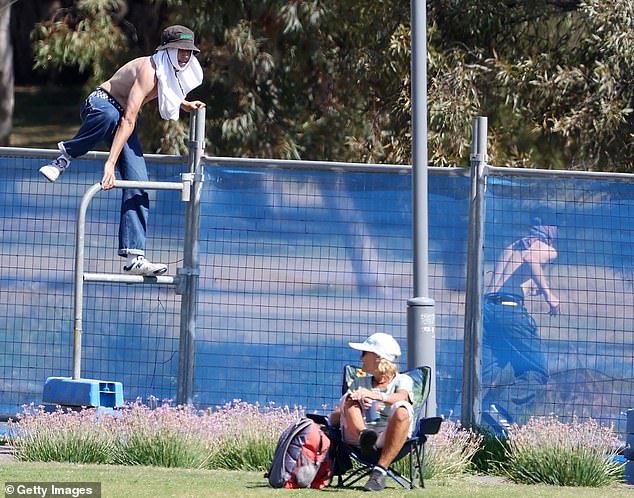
[
  {"xmin": 61, "ymin": 89, "xmax": 149, "ymax": 257},
  {"xmin": 481, "ymin": 293, "xmax": 549, "ymax": 423}
]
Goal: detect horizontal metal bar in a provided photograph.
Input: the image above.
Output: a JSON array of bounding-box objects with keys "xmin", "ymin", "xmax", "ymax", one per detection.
[
  {"xmin": 0, "ymin": 146, "xmax": 185, "ymax": 165},
  {"xmin": 114, "ymin": 180, "xmax": 184, "ymax": 191},
  {"xmin": 204, "ymin": 156, "xmax": 634, "ymax": 182},
  {"xmin": 486, "ymin": 165, "xmax": 634, "ymax": 182},
  {"xmin": 202, "ymin": 155, "xmax": 412, "ymax": 174},
  {"xmin": 83, "ymin": 273, "xmax": 180, "ymax": 285},
  {"xmin": 5, "ymin": 145, "xmax": 634, "ymax": 182}
]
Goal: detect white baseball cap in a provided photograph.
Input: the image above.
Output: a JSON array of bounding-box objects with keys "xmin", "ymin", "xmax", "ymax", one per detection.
[{"xmin": 349, "ymin": 333, "xmax": 402, "ymax": 362}]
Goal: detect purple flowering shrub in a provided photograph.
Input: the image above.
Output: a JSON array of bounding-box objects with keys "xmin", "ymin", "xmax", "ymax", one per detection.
[
  {"xmin": 9, "ymin": 404, "xmax": 118, "ymax": 464},
  {"xmin": 502, "ymin": 416, "xmax": 624, "ymax": 486},
  {"xmin": 423, "ymin": 419, "xmax": 484, "ymax": 478},
  {"xmin": 391, "ymin": 419, "xmax": 483, "ymax": 478},
  {"xmin": 200, "ymin": 400, "xmax": 301, "ymax": 470},
  {"xmin": 9, "ymin": 399, "xmax": 301, "ymax": 470}
]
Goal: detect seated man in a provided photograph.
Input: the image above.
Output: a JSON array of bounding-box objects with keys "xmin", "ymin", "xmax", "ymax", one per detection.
[{"xmin": 330, "ymin": 333, "xmax": 414, "ymax": 492}]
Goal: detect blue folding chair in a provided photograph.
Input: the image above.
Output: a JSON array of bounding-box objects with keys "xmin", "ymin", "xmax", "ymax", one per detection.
[{"xmin": 308, "ymin": 364, "xmax": 442, "ymax": 489}]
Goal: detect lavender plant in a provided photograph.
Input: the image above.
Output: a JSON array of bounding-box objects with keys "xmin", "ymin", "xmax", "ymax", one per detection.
[
  {"xmin": 9, "ymin": 404, "xmax": 117, "ymax": 464},
  {"xmin": 422, "ymin": 419, "xmax": 483, "ymax": 478},
  {"xmin": 201, "ymin": 401, "xmax": 300, "ymax": 471},
  {"xmin": 8, "ymin": 399, "xmax": 302, "ymax": 471},
  {"xmin": 111, "ymin": 399, "xmax": 211, "ymax": 468},
  {"xmin": 502, "ymin": 416, "xmax": 624, "ymax": 487},
  {"xmin": 392, "ymin": 419, "xmax": 483, "ymax": 479}
]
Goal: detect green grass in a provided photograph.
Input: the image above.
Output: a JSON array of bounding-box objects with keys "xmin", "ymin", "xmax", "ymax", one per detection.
[{"xmin": 0, "ymin": 462, "xmax": 632, "ymax": 498}]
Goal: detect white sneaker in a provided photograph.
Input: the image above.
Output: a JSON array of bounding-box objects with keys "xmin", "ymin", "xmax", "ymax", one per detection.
[
  {"xmin": 39, "ymin": 155, "xmax": 71, "ymax": 182},
  {"xmin": 123, "ymin": 256, "xmax": 168, "ymax": 276}
]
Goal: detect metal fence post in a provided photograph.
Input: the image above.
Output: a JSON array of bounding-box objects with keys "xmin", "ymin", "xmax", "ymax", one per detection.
[
  {"xmin": 461, "ymin": 116, "xmax": 488, "ymax": 427},
  {"xmin": 177, "ymin": 107, "xmax": 206, "ymax": 405}
]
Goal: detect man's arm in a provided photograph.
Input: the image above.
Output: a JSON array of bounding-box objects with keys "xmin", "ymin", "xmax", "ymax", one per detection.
[
  {"xmin": 523, "ymin": 241, "xmax": 560, "ymax": 315},
  {"xmin": 348, "ymin": 387, "xmax": 410, "ymax": 406},
  {"xmin": 101, "ymin": 63, "xmax": 156, "ymax": 190}
]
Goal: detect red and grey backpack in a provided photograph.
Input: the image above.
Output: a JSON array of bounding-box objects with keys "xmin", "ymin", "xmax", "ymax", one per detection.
[{"xmin": 266, "ymin": 417, "xmax": 332, "ymax": 489}]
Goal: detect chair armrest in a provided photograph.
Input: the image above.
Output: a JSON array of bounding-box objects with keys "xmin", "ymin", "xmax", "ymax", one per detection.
[{"xmin": 417, "ymin": 416, "xmax": 442, "ymax": 436}]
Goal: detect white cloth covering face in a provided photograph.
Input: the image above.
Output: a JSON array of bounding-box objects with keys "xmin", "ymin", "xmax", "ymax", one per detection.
[{"xmin": 152, "ymin": 48, "xmax": 203, "ymax": 121}]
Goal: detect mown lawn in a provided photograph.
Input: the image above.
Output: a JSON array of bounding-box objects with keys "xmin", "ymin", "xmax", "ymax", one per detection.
[{"xmin": 1, "ymin": 461, "xmax": 632, "ymax": 498}]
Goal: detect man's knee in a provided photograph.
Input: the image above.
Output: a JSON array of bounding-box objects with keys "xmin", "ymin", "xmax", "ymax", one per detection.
[{"xmin": 390, "ymin": 405, "xmax": 411, "ymax": 425}]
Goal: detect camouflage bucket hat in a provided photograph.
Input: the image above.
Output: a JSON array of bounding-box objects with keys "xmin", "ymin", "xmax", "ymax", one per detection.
[{"xmin": 156, "ymin": 25, "xmax": 199, "ymax": 53}]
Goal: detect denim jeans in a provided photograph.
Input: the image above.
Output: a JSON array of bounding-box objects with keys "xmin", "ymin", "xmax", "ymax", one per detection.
[
  {"xmin": 61, "ymin": 89, "xmax": 149, "ymax": 257},
  {"xmin": 481, "ymin": 295, "xmax": 549, "ymax": 423}
]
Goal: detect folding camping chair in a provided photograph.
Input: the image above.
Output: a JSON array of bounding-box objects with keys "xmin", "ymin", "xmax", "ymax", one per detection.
[{"xmin": 308, "ymin": 364, "xmax": 442, "ymax": 489}]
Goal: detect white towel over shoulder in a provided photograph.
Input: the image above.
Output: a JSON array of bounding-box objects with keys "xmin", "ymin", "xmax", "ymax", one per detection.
[{"xmin": 152, "ymin": 48, "xmax": 203, "ymax": 121}]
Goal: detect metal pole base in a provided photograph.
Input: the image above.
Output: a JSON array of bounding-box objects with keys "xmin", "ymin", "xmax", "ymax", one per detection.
[{"xmin": 407, "ymin": 296, "xmax": 436, "ymax": 416}]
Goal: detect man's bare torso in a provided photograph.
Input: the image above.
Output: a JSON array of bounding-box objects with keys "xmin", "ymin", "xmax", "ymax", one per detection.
[
  {"xmin": 488, "ymin": 239, "xmax": 557, "ymax": 297},
  {"xmin": 99, "ymin": 57, "xmax": 158, "ymax": 109}
]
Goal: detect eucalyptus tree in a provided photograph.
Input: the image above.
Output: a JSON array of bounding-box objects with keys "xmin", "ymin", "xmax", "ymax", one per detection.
[
  {"xmin": 396, "ymin": 0, "xmax": 634, "ymax": 170},
  {"xmin": 29, "ymin": 0, "xmax": 634, "ymax": 170}
]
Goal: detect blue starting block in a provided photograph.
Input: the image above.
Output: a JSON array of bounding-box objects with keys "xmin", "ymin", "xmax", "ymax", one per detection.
[{"xmin": 43, "ymin": 377, "xmax": 124, "ymax": 408}]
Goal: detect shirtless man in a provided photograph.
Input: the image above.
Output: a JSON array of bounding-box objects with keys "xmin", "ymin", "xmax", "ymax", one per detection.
[
  {"xmin": 39, "ymin": 25, "xmax": 205, "ymax": 276},
  {"xmin": 488, "ymin": 224, "xmax": 560, "ymax": 316},
  {"xmin": 482, "ymin": 211, "xmax": 560, "ymax": 424}
]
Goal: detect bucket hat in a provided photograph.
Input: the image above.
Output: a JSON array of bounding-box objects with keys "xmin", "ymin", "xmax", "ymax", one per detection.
[{"xmin": 156, "ymin": 25, "xmax": 200, "ymax": 53}]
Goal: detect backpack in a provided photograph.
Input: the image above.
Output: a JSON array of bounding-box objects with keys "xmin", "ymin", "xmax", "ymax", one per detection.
[{"xmin": 266, "ymin": 417, "xmax": 332, "ymax": 489}]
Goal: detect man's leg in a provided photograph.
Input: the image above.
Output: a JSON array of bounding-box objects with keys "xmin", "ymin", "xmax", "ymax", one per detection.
[
  {"xmin": 40, "ymin": 95, "xmax": 119, "ymax": 182},
  {"xmin": 363, "ymin": 406, "xmax": 411, "ymax": 492},
  {"xmin": 340, "ymin": 395, "xmax": 366, "ymax": 445},
  {"xmin": 117, "ymin": 129, "xmax": 167, "ymax": 276},
  {"xmin": 507, "ymin": 309, "xmax": 548, "ymax": 422},
  {"xmin": 376, "ymin": 406, "xmax": 410, "ymax": 469},
  {"xmin": 62, "ymin": 97, "xmax": 120, "ymax": 158}
]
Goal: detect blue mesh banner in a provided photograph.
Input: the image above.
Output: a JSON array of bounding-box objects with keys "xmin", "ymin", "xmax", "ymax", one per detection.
[
  {"xmin": 481, "ymin": 175, "xmax": 634, "ymax": 432},
  {"xmin": 194, "ymin": 165, "xmax": 467, "ymax": 414}
]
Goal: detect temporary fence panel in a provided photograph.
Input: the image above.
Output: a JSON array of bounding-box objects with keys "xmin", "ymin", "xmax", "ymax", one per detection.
[
  {"xmin": 0, "ymin": 149, "xmax": 632, "ymax": 434},
  {"xmin": 480, "ymin": 170, "xmax": 634, "ymax": 431},
  {"xmin": 193, "ymin": 161, "xmax": 468, "ymax": 415},
  {"xmin": 0, "ymin": 152, "xmax": 185, "ymax": 414}
]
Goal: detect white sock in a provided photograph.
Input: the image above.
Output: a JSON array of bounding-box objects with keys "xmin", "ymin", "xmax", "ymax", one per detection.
[{"xmin": 374, "ymin": 465, "xmax": 387, "ymax": 475}]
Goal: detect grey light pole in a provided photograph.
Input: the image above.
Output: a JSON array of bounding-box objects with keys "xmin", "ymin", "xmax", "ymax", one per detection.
[{"xmin": 408, "ymin": 0, "xmax": 436, "ymax": 416}]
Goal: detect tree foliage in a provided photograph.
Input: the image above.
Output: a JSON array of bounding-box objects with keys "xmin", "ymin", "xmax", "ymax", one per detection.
[
  {"xmin": 424, "ymin": 0, "xmax": 634, "ymax": 170},
  {"xmin": 31, "ymin": 0, "xmax": 127, "ymax": 84},
  {"xmin": 28, "ymin": 0, "xmax": 634, "ymax": 170},
  {"xmin": 0, "ymin": 0, "xmax": 14, "ymax": 145}
]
